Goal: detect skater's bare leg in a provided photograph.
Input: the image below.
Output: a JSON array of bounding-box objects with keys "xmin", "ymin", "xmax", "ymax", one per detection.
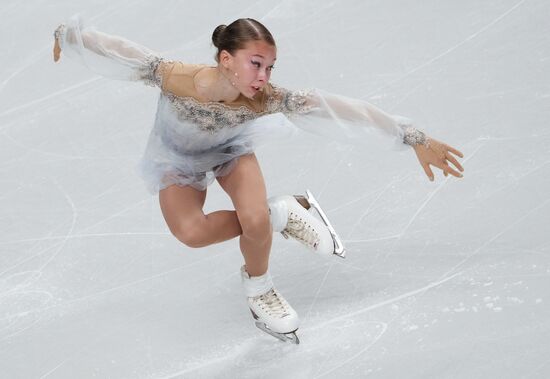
[
  {"xmin": 159, "ymin": 184, "xmax": 241, "ymax": 247},
  {"xmin": 217, "ymin": 154, "xmax": 272, "ymax": 277}
]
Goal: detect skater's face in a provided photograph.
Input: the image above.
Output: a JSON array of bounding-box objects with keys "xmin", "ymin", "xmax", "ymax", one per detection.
[{"xmin": 220, "ymin": 40, "xmax": 277, "ymax": 99}]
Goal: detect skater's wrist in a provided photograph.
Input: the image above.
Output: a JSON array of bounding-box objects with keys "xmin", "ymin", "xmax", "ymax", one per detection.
[
  {"xmin": 53, "ymin": 24, "xmax": 66, "ymax": 46},
  {"xmin": 400, "ymin": 125, "xmax": 429, "ymax": 148}
]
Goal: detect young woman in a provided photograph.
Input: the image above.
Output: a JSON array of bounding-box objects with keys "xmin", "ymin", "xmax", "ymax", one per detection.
[{"xmin": 53, "ymin": 13, "xmax": 464, "ymax": 344}]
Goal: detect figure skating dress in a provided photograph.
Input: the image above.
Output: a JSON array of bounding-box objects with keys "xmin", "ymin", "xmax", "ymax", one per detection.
[{"xmin": 54, "ymin": 14, "xmax": 423, "ymax": 195}]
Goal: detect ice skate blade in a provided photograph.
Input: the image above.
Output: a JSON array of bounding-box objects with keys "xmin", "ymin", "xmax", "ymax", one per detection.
[
  {"xmin": 250, "ymin": 309, "xmax": 300, "ymax": 344},
  {"xmin": 254, "ymin": 321, "xmax": 300, "ymax": 344},
  {"xmin": 296, "ymin": 189, "xmax": 346, "ymax": 259}
]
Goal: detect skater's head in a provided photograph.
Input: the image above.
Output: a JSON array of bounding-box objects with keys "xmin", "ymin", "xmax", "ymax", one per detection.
[{"xmin": 212, "ymin": 18, "xmax": 277, "ymax": 98}]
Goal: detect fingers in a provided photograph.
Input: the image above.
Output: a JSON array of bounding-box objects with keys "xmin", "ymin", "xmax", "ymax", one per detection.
[
  {"xmin": 439, "ymin": 162, "xmax": 463, "ymax": 178},
  {"xmin": 423, "ymin": 162, "xmax": 463, "ymax": 181},
  {"xmin": 445, "ymin": 151, "xmax": 464, "ymax": 173},
  {"xmin": 422, "ymin": 163, "xmax": 435, "ymax": 182},
  {"xmin": 446, "ymin": 144, "xmax": 464, "ymax": 158}
]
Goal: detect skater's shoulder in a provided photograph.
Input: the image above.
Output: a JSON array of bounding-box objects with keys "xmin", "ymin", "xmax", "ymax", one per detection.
[{"xmin": 161, "ymin": 62, "xmax": 213, "ymax": 98}]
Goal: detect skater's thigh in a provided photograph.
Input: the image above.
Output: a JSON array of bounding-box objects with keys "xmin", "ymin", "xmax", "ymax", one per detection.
[
  {"xmin": 217, "ymin": 154, "xmax": 268, "ymax": 221},
  {"xmin": 159, "ymin": 184, "xmax": 207, "ymax": 236}
]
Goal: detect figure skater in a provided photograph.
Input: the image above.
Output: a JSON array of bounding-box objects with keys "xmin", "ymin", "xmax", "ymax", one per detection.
[{"xmin": 52, "ymin": 13, "xmax": 464, "ymax": 344}]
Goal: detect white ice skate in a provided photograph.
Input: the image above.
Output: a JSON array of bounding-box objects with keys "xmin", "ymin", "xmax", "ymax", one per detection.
[
  {"xmin": 240, "ymin": 265, "xmax": 300, "ymax": 344},
  {"xmin": 268, "ymin": 189, "xmax": 346, "ymax": 258}
]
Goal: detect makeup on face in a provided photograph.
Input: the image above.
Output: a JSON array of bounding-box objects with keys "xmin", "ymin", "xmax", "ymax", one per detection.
[{"xmin": 233, "ymin": 42, "xmax": 277, "ymax": 98}]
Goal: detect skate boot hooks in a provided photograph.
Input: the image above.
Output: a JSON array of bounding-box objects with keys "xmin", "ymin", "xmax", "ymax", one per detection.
[
  {"xmin": 240, "ymin": 265, "xmax": 300, "ymax": 344},
  {"xmin": 268, "ymin": 189, "xmax": 346, "ymax": 258}
]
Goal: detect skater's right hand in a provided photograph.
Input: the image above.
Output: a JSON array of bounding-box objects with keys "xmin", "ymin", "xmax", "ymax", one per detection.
[{"xmin": 53, "ymin": 35, "xmax": 61, "ymax": 62}]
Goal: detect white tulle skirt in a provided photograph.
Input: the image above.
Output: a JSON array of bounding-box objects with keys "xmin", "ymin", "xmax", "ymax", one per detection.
[{"xmin": 137, "ymin": 112, "xmax": 296, "ymax": 195}]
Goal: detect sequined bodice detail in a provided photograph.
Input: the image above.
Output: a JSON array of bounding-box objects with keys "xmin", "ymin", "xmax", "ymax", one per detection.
[
  {"xmin": 142, "ymin": 57, "xmax": 316, "ymax": 133},
  {"xmin": 163, "ymin": 92, "xmax": 260, "ymax": 134},
  {"xmin": 161, "ymin": 87, "xmax": 315, "ymax": 134}
]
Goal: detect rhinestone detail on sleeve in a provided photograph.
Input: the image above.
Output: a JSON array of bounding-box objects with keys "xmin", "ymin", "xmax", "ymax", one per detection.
[
  {"xmin": 140, "ymin": 55, "xmax": 166, "ymax": 88},
  {"xmin": 399, "ymin": 123, "xmax": 427, "ymax": 147},
  {"xmin": 266, "ymin": 85, "xmax": 315, "ymax": 115}
]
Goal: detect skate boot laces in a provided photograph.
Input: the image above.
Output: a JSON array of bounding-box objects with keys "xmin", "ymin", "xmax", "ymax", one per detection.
[
  {"xmin": 253, "ymin": 288, "xmax": 291, "ymax": 318},
  {"xmin": 282, "ymin": 212, "xmax": 320, "ymax": 249}
]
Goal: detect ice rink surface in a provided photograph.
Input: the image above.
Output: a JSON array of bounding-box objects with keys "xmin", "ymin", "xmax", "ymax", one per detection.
[{"xmin": 1, "ymin": 0, "xmax": 549, "ymax": 377}]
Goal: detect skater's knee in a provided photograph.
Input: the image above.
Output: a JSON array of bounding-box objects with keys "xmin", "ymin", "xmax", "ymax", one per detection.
[
  {"xmin": 238, "ymin": 210, "xmax": 271, "ymax": 240},
  {"xmin": 173, "ymin": 221, "xmax": 207, "ymax": 248}
]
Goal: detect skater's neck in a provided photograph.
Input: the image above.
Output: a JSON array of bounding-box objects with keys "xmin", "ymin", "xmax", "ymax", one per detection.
[{"xmin": 194, "ymin": 66, "xmax": 241, "ymax": 103}]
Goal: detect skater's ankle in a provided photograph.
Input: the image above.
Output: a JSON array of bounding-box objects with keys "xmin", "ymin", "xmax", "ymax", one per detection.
[{"xmin": 244, "ymin": 265, "xmax": 268, "ymax": 278}]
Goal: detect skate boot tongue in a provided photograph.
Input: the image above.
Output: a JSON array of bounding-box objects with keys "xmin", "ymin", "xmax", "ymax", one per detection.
[
  {"xmin": 256, "ymin": 289, "xmax": 291, "ymax": 317},
  {"xmin": 282, "ymin": 213, "xmax": 320, "ymax": 249}
]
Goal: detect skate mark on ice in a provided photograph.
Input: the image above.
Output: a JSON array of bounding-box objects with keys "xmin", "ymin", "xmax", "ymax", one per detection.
[
  {"xmin": 366, "ymin": 0, "xmax": 527, "ymax": 97},
  {"xmin": 0, "ymin": 270, "xmax": 43, "ymax": 295},
  {"xmin": 376, "ymin": 142, "xmax": 483, "ymax": 262},
  {"xmin": 0, "ymin": 312, "xmax": 43, "ymax": 343},
  {"xmin": 274, "ymin": 2, "xmax": 339, "ymax": 39},
  {"xmin": 345, "ymin": 174, "xmax": 410, "ymax": 239},
  {"xmin": 474, "ymin": 159, "xmax": 550, "ymax": 204},
  {"xmin": 397, "ymin": 143, "xmax": 481, "ymax": 238},
  {"xmin": 343, "ymin": 234, "xmax": 401, "ymax": 244},
  {"xmin": 465, "ymin": 84, "xmax": 543, "ymax": 101},
  {"xmin": 1, "ymin": 129, "xmax": 114, "ymax": 163},
  {"xmin": 437, "ymin": 198, "xmax": 550, "ymax": 281},
  {"xmin": 0, "ymin": 78, "xmax": 101, "ymax": 122},
  {"xmin": 303, "ymin": 157, "xmax": 388, "ymax": 325},
  {"xmin": 38, "ymin": 359, "xmax": 69, "ymax": 379},
  {"xmin": 302, "ymin": 264, "xmax": 332, "ymax": 324},
  {"xmin": 0, "ymin": 231, "xmax": 170, "ymax": 248},
  {"xmin": 391, "ymin": 80, "xmax": 429, "ymax": 109},
  {"xmin": 34, "ymin": 179, "xmax": 78, "ymax": 274},
  {"xmin": 0, "ymin": 193, "xmax": 149, "ymax": 251},
  {"xmin": 317, "ymin": 149, "xmax": 352, "ymax": 200},
  {"xmin": 190, "ymin": 269, "xmax": 239, "ymax": 300},
  {"xmin": 0, "ymin": 0, "xmax": 143, "ymax": 97},
  {"xmin": 308, "ymin": 273, "xmax": 461, "ymax": 375},
  {"xmin": 0, "ymin": 229, "xmax": 61, "ymax": 277},
  {"xmin": 35, "ymin": 251, "xmax": 227, "ymax": 314},
  {"xmin": 0, "ymin": 45, "xmax": 51, "ymax": 94},
  {"xmin": 305, "ymin": 272, "xmax": 460, "ymax": 331},
  {"xmin": 306, "ymin": 272, "xmax": 458, "ymax": 378},
  {"xmin": 326, "ymin": 186, "xmax": 390, "ymax": 214},
  {"xmin": 523, "ymin": 359, "xmax": 550, "ymax": 379},
  {"xmin": 313, "ymin": 321, "xmax": 388, "ymax": 379},
  {"xmin": 0, "ymin": 274, "xmax": 52, "ymax": 341}
]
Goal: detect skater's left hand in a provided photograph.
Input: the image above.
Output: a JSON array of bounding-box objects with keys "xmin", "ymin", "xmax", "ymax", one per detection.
[{"xmin": 413, "ymin": 136, "xmax": 464, "ymax": 181}]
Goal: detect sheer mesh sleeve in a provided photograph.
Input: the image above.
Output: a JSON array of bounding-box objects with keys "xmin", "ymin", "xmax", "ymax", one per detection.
[
  {"xmin": 53, "ymin": 13, "xmax": 175, "ymax": 88},
  {"xmin": 266, "ymin": 84, "xmax": 427, "ymax": 151}
]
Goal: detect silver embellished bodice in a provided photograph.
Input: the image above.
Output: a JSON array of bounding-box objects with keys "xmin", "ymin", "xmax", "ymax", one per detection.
[
  {"xmin": 140, "ymin": 56, "xmax": 314, "ymax": 135},
  {"xmin": 163, "ymin": 92, "xmax": 262, "ymax": 134},
  {"xmin": 150, "ymin": 84, "xmax": 315, "ymax": 155},
  {"xmin": 161, "ymin": 86, "xmax": 313, "ymax": 134}
]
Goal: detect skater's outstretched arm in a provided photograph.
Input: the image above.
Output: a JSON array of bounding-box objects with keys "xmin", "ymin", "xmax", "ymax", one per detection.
[
  {"xmin": 307, "ymin": 89, "xmax": 465, "ymax": 181},
  {"xmin": 266, "ymin": 84, "xmax": 465, "ymax": 181},
  {"xmin": 53, "ymin": 13, "xmax": 176, "ymax": 90}
]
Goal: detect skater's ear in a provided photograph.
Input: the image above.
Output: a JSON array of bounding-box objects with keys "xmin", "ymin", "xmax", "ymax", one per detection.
[{"xmin": 218, "ymin": 49, "xmax": 235, "ymax": 70}]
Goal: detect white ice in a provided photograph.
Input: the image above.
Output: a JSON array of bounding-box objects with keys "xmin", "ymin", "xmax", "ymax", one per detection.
[{"xmin": 1, "ymin": 1, "xmax": 549, "ymax": 378}]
